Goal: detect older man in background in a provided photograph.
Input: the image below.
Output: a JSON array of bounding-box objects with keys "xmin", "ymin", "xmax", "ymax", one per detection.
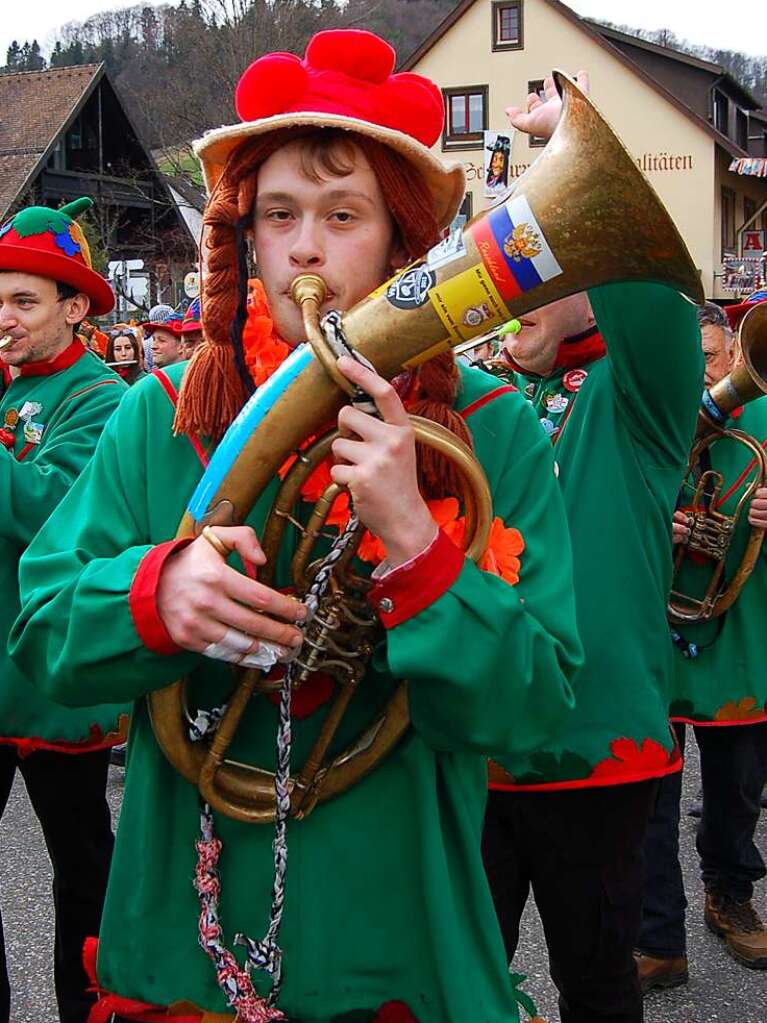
[{"xmin": 636, "ymin": 299, "xmax": 767, "ymax": 990}]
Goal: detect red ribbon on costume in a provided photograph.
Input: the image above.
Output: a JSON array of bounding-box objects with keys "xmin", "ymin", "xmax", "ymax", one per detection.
[{"xmin": 84, "ymin": 938, "xmax": 202, "ymax": 1023}]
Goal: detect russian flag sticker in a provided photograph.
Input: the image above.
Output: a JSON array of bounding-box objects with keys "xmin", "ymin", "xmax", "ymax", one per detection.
[{"xmin": 487, "ymin": 194, "xmax": 563, "ymax": 293}]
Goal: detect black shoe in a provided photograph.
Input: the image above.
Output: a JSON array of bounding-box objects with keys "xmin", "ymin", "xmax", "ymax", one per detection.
[{"xmin": 110, "ymin": 742, "xmax": 127, "ymax": 768}]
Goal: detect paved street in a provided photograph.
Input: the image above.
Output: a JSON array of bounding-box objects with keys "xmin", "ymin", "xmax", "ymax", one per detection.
[{"xmin": 0, "ymin": 742, "xmax": 765, "ymax": 1022}]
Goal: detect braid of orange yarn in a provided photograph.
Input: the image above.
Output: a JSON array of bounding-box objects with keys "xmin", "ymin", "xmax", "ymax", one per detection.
[
  {"xmin": 410, "ymin": 353, "xmax": 474, "ymax": 500},
  {"xmin": 174, "ymin": 137, "xmax": 288, "ymax": 438}
]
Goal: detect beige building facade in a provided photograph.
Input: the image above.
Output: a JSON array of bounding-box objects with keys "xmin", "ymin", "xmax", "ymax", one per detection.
[{"xmin": 405, "ymin": 0, "xmax": 767, "ymax": 301}]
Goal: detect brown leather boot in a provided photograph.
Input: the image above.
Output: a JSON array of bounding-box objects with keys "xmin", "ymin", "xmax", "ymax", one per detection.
[
  {"xmin": 634, "ymin": 951, "xmax": 689, "ymax": 994},
  {"xmin": 705, "ymin": 892, "xmax": 767, "ymax": 969}
]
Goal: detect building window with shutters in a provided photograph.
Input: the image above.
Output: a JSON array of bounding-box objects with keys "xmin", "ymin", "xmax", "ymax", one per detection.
[
  {"xmin": 736, "ymin": 109, "xmax": 748, "ymax": 151},
  {"xmin": 443, "ymin": 86, "xmax": 488, "ymax": 150},
  {"xmin": 712, "ymin": 90, "xmax": 729, "ymax": 136},
  {"xmin": 721, "ymin": 186, "xmax": 736, "ymax": 258},
  {"xmin": 492, "ymin": 1, "xmax": 523, "ymax": 51},
  {"xmin": 743, "ymin": 196, "xmax": 756, "ymax": 229}
]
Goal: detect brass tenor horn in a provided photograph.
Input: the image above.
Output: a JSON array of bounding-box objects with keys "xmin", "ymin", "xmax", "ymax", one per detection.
[
  {"xmin": 668, "ymin": 302, "xmax": 767, "ymax": 624},
  {"xmin": 149, "ymin": 71, "xmax": 703, "ymax": 823}
]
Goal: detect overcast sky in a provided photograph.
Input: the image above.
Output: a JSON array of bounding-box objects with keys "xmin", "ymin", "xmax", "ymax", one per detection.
[{"xmin": 3, "ymin": 0, "xmax": 767, "ymax": 61}]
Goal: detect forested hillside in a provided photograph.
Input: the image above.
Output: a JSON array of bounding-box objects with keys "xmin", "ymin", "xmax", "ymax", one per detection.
[{"xmin": 0, "ymin": 0, "xmax": 455, "ymax": 152}]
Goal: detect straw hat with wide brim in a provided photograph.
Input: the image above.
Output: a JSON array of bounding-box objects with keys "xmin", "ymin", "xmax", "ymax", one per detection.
[{"xmin": 193, "ymin": 30, "xmax": 466, "ymax": 232}]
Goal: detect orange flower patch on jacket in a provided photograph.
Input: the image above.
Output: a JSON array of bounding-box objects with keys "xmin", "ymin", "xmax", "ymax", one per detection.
[
  {"xmin": 589, "ymin": 737, "xmax": 673, "ymax": 780},
  {"xmin": 296, "ymin": 481, "xmax": 524, "ymax": 585},
  {"xmin": 714, "ymin": 697, "xmax": 767, "ymax": 722}
]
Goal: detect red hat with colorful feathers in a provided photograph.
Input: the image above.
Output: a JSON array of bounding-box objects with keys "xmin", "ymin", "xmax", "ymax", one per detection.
[{"xmin": 0, "ymin": 197, "xmax": 114, "ymax": 315}]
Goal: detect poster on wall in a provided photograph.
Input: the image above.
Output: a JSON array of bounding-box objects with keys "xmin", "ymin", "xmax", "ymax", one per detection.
[
  {"xmin": 742, "ymin": 229, "xmax": 766, "ymax": 254},
  {"xmin": 721, "ymin": 255, "xmax": 765, "ymax": 293},
  {"xmin": 484, "ymin": 130, "xmax": 514, "ymax": 199}
]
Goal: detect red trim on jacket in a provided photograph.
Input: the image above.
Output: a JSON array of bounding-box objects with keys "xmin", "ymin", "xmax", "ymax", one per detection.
[
  {"xmin": 129, "ymin": 539, "xmax": 193, "ymax": 655},
  {"xmin": 63, "ymin": 378, "xmax": 124, "ymax": 404},
  {"xmin": 713, "ymin": 434, "xmax": 767, "ymax": 508},
  {"xmin": 488, "ymin": 742, "xmax": 683, "ymax": 792},
  {"xmin": 18, "ymin": 339, "xmax": 86, "ymax": 377},
  {"xmin": 368, "ymin": 528, "xmax": 464, "ymax": 629},
  {"xmin": 671, "ymin": 712, "xmax": 767, "ymax": 728},
  {"xmin": 460, "ymin": 384, "xmax": 518, "ymax": 420},
  {"xmin": 0, "ymin": 715, "xmax": 129, "ymax": 759},
  {"xmin": 83, "ymin": 938, "xmax": 420, "ymax": 1023},
  {"xmin": 152, "ymin": 369, "xmax": 209, "ymax": 467}
]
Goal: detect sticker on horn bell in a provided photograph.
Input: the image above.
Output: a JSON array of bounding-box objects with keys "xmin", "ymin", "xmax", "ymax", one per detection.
[
  {"xmin": 428, "ymin": 264, "xmax": 512, "ymax": 344},
  {"xmin": 385, "ymin": 264, "xmax": 436, "ymax": 310},
  {"xmin": 469, "ymin": 192, "xmax": 562, "ymax": 301}
]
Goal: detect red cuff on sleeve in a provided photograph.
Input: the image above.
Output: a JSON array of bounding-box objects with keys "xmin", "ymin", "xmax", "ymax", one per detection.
[
  {"xmin": 128, "ymin": 538, "xmax": 194, "ymax": 655},
  {"xmin": 368, "ymin": 528, "xmax": 465, "ymax": 629}
]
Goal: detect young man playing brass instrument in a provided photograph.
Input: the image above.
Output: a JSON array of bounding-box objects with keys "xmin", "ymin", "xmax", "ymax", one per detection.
[
  {"xmin": 482, "ymin": 78, "xmax": 704, "ymax": 1023},
  {"xmin": 10, "ymin": 31, "xmax": 582, "ymax": 1023}
]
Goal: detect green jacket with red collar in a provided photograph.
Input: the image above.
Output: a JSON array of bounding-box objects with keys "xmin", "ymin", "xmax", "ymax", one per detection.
[
  {"xmin": 0, "ymin": 339, "xmax": 128, "ymax": 753},
  {"xmin": 669, "ymin": 395, "xmax": 767, "ymax": 726},
  {"xmin": 492, "ymin": 281, "xmax": 703, "ymax": 790},
  {"xmin": 10, "ymin": 359, "xmax": 581, "ymax": 1023}
]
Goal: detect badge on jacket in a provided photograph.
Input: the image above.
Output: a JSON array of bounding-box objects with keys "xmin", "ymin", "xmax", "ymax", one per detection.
[
  {"xmin": 544, "ymin": 393, "xmax": 569, "ymax": 414},
  {"xmin": 23, "ymin": 421, "xmax": 45, "ymax": 445}
]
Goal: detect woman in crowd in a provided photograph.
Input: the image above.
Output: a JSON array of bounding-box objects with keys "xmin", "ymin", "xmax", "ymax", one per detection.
[{"xmin": 105, "ymin": 328, "xmax": 146, "ymax": 386}]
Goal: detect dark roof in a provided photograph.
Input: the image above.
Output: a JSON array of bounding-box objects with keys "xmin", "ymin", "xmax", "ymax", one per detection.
[
  {"xmin": 0, "ymin": 64, "xmax": 103, "ymax": 218},
  {"xmin": 590, "ymin": 22, "xmax": 762, "ymax": 110},
  {"xmin": 162, "ymin": 173, "xmax": 206, "ymax": 213},
  {"xmin": 401, "ymin": 0, "xmax": 750, "ymax": 159}
]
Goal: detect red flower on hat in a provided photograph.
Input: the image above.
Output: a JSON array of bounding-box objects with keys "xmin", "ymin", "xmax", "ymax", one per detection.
[{"xmin": 235, "ymin": 30, "xmax": 444, "ymax": 148}]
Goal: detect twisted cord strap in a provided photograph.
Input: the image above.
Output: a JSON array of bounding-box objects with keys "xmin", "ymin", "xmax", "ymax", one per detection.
[
  {"xmin": 194, "ymin": 804, "xmax": 284, "ymax": 1022},
  {"xmin": 189, "ymin": 705, "xmax": 226, "ymax": 742},
  {"xmin": 236, "ymin": 510, "xmax": 361, "ymax": 997},
  {"xmin": 191, "ymin": 313, "xmax": 376, "ymax": 1017}
]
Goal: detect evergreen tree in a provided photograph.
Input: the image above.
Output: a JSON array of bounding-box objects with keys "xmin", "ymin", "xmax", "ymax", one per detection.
[
  {"xmin": 27, "ymin": 40, "xmax": 46, "ymax": 71},
  {"xmin": 50, "ymin": 41, "xmax": 66, "ymax": 67},
  {"xmin": 5, "ymin": 41, "xmax": 21, "ymax": 70}
]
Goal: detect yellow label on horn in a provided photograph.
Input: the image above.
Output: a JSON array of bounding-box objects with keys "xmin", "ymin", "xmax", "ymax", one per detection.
[{"xmin": 428, "ymin": 264, "xmax": 511, "ymax": 344}]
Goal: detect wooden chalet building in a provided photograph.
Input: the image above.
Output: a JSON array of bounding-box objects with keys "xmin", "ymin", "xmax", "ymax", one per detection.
[{"xmin": 0, "ymin": 63, "xmax": 197, "ymax": 315}]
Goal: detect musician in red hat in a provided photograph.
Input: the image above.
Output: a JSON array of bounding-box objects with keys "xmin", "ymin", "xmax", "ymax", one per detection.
[
  {"xmin": 180, "ymin": 297, "xmax": 204, "ymax": 360},
  {"xmin": 11, "ymin": 30, "xmax": 581, "ymax": 1023},
  {"xmin": 0, "ymin": 197, "xmax": 127, "ymax": 1023}
]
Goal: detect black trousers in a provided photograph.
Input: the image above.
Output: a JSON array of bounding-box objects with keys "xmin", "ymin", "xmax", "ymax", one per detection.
[
  {"xmin": 483, "ymin": 780, "xmax": 659, "ymax": 1023},
  {"xmin": 0, "ymin": 746, "xmax": 114, "ymax": 1023},
  {"xmin": 638, "ymin": 721, "xmax": 767, "ymax": 957}
]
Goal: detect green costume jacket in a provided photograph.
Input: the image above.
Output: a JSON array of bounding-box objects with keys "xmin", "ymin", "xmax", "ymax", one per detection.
[
  {"xmin": 669, "ymin": 396, "xmax": 767, "ymax": 726},
  {"xmin": 0, "ymin": 339, "xmax": 128, "ymax": 754},
  {"xmin": 10, "ymin": 361, "xmax": 582, "ymax": 1022},
  {"xmin": 491, "ymin": 282, "xmax": 703, "ymax": 790}
]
